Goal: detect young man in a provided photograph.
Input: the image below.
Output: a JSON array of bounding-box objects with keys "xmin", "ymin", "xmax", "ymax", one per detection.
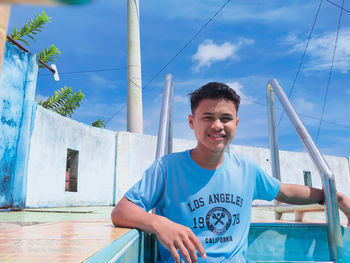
[{"xmin": 111, "ymin": 82, "xmax": 350, "ymax": 263}]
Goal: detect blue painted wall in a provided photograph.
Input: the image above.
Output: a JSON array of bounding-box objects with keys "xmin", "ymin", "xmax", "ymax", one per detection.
[{"xmin": 0, "ymin": 42, "xmax": 38, "ymax": 208}]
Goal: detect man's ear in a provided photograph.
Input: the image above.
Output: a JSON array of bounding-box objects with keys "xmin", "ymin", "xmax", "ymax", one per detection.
[
  {"xmin": 235, "ymin": 117, "xmax": 240, "ymax": 128},
  {"xmin": 188, "ymin": 114, "xmax": 194, "ymax": 130}
]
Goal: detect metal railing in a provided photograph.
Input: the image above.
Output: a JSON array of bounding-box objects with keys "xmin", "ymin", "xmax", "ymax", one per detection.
[
  {"xmin": 147, "ymin": 74, "xmax": 174, "ymax": 263},
  {"xmin": 156, "ymin": 74, "xmax": 174, "ymax": 159},
  {"xmin": 266, "ymin": 78, "xmax": 343, "ymax": 262}
]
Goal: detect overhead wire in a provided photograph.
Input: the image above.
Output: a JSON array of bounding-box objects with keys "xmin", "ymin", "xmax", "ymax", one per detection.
[
  {"xmin": 315, "ymin": 0, "xmax": 345, "ymax": 143},
  {"xmin": 38, "ymin": 67, "xmax": 127, "ymax": 76},
  {"xmin": 37, "ymin": 1, "xmax": 349, "ymax": 79},
  {"xmin": 173, "ymin": 79, "xmax": 350, "ymax": 130},
  {"xmin": 105, "ymin": 0, "xmax": 232, "ymax": 124},
  {"xmin": 276, "ymin": 0, "xmax": 323, "ymax": 128},
  {"xmin": 41, "ymin": 0, "xmax": 350, "ymax": 132},
  {"xmin": 325, "ymin": 0, "xmax": 350, "ymax": 13}
]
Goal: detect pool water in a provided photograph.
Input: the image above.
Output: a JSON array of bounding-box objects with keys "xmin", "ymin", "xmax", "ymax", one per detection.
[
  {"xmin": 86, "ymin": 223, "xmax": 350, "ymax": 262},
  {"xmin": 248, "ymin": 222, "xmax": 350, "ymax": 262}
]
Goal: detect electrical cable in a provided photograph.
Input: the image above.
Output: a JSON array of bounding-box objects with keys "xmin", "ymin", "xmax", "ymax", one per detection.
[
  {"xmin": 175, "ymin": 80, "xmax": 350, "ymax": 129},
  {"xmin": 325, "ymin": 0, "xmax": 350, "ymax": 13},
  {"xmin": 105, "ymin": 0, "xmax": 232, "ymax": 124},
  {"xmin": 316, "ymin": 0, "xmax": 345, "ymax": 143},
  {"xmin": 277, "ymin": 0, "xmax": 323, "ymax": 128},
  {"xmin": 38, "ymin": 67, "xmax": 127, "ymax": 76}
]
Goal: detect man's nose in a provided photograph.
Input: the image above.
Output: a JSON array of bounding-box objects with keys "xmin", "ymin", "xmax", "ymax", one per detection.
[{"xmin": 211, "ymin": 119, "xmax": 223, "ymax": 130}]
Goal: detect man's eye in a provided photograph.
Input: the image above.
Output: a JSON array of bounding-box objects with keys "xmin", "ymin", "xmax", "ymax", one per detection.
[
  {"xmin": 221, "ymin": 118, "xmax": 233, "ymax": 123},
  {"xmin": 203, "ymin": 116, "xmax": 213, "ymax": 120}
]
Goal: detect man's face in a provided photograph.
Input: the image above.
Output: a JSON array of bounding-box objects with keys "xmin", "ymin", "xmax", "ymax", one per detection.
[{"xmin": 189, "ymin": 99, "xmax": 239, "ymax": 154}]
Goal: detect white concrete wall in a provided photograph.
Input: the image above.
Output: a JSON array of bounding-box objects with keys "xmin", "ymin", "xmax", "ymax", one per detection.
[
  {"xmin": 25, "ymin": 108, "xmax": 350, "ymax": 207},
  {"xmin": 115, "ymin": 132, "xmax": 350, "ymax": 206},
  {"xmin": 26, "ymin": 106, "xmax": 117, "ymax": 207},
  {"xmin": 114, "ymin": 132, "xmax": 197, "ymax": 202}
]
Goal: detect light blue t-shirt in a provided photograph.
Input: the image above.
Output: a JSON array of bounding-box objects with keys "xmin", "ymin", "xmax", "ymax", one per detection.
[{"xmin": 125, "ymin": 150, "xmax": 280, "ymax": 263}]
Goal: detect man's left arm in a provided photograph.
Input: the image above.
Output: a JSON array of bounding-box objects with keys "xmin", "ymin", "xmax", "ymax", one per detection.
[{"xmin": 276, "ymin": 183, "xmax": 350, "ymax": 226}]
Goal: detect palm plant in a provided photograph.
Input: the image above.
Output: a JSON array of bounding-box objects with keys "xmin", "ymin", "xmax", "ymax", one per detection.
[
  {"xmin": 38, "ymin": 87, "xmax": 84, "ymax": 118},
  {"xmin": 9, "ymin": 11, "xmax": 61, "ymax": 68}
]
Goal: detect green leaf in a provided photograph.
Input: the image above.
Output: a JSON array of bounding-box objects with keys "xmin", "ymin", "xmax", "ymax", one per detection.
[
  {"xmin": 9, "ymin": 11, "xmax": 51, "ymax": 46},
  {"xmin": 39, "ymin": 44, "xmax": 61, "ymax": 68},
  {"xmin": 39, "ymin": 87, "xmax": 85, "ymax": 118},
  {"xmin": 92, "ymin": 119, "xmax": 106, "ymax": 128}
]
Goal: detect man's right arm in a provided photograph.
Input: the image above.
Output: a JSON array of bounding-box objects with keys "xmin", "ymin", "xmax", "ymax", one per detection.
[{"xmin": 111, "ymin": 196, "xmax": 206, "ymax": 263}]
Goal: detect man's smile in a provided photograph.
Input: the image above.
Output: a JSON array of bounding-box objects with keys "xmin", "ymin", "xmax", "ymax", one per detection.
[{"xmin": 208, "ymin": 134, "xmax": 225, "ymax": 140}]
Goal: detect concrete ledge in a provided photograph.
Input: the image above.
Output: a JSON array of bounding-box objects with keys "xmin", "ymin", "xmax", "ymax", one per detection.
[{"xmin": 84, "ymin": 229, "xmax": 142, "ymax": 263}]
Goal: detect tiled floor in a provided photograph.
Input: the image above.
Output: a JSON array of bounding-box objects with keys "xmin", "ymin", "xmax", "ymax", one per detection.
[
  {"xmin": 0, "ymin": 206, "xmax": 347, "ymax": 262},
  {"xmin": 0, "ymin": 219, "xmax": 130, "ymax": 263}
]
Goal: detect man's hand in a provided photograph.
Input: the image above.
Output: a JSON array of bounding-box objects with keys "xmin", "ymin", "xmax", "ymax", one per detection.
[
  {"xmin": 152, "ymin": 216, "xmax": 206, "ymax": 263},
  {"xmin": 337, "ymin": 192, "xmax": 350, "ymax": 227},
  {"xmin": 111, "ymin": 197, "xmax": 206, "ymax": 263}
]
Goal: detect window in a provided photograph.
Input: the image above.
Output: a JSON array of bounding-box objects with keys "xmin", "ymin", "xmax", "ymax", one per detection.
[
  {"xmin": 303, "ymin": 171, "xmax": 312, "ymax": 187},
  {"xmin": 65, "ymin": 149, "xmax": 79, "ymax": 192}
]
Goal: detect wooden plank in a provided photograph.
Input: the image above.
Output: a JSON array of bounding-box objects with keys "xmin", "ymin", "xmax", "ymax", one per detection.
[{"xmin": 275, "ymin": 204, "xmax": 325, "ymax": 213}]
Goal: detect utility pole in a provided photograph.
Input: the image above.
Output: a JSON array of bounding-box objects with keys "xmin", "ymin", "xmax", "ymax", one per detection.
[{"xmin": 127, "ymin": 0, "xmax": 143, "ymax": 133}]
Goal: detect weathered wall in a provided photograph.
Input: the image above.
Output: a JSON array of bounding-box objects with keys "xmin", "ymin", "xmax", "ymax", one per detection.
[
  {"xmin": 115, "ymin": 132, "xmax": 350, "ymax": 206},
  {"xmin": 26, "ymin": 106, "xmax": 117, "ymax": 207},
  {"xmin": 114, "ymin": 132, "xmax": 197, "ymax": 202},
  {"xmin": 0, "ymin": 43, "xmax": 38, "ymax": 208},
  {"xmin": 22, "ymin": 117, "xmax": 350, "ymax": 208}
]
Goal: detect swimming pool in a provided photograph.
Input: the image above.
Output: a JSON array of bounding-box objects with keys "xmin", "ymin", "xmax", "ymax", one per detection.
[
  {"xmin": 248, "ymin": 222, "xmax": 349, "ymax": 262},
  {"xmin": 85, "ymin": 222, "xmax": 350, "ymax": 262}
]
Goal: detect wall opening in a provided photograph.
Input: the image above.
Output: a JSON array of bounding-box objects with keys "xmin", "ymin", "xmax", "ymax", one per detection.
[
  {"xmin": 303, "ymin": 171, "xmax": 312, "ymax": 187},
  {"xmin": 65, "ymin": 149, "xmax": 79, "ymax": 192}
]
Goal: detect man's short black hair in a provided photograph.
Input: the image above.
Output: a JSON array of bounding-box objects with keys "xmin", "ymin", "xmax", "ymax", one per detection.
[{"xmin": 189, "ymin": 82, "xmax": 241, "ymax": 114}]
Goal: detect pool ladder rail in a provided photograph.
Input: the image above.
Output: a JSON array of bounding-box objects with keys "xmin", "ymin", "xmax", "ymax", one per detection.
[{"xmin": 266, "ymin": 79, "xmax": 343, "ymax": 262}]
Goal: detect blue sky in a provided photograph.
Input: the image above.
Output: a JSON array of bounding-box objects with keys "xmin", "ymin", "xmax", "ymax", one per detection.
[{"xmin": 8, "ymin": 0, "xmax": 350, "ymax": 157}]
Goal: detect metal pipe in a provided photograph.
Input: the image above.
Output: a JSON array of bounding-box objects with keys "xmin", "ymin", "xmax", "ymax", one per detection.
[
  {"xmin": 267, "ymin": 78, "xmax": 343, "ymax": 261},
  {"xmin": 6, "ymin": 35, "xmax": 56, "ymax": 74},
  {"xmin": 167, "ymin": 78, "xmax": 173, "ymax": 155},
  {"xmin": 266, "ymin": 84, "xmax": 282, "ymax": 220},
  {"xmin": 156, "ymin": 74, "xmax": 173, "ymax": 159},
  {"xmin": 266, "ymin": 85, "xmax": 282, "ymax": 182}
]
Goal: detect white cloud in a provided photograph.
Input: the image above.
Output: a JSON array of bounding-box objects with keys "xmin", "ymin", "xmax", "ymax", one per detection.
[
  {"xmin": 346, "ymin": 90, "xmax": 350, "ymax": 94},
  {"xmin": 146, "ymin": 1, "xmax": 315, "ymax": 25},
  {"xmin": 174, "ymin": 95, "xmax": 189, "ymax": 105},
  {"xmin": 287, "ymin": 28, "xmax": 350, "ymax": 73},
  {"xmin": 192, "ymin": 38, "xmax": 254, "ymax": 71},
  {"xmin": 226, "ymin": 81, "xmax": 255, "ymax": 105},
  {"xmin": 284, "ymin": 32, "xmax": 298, "ymax": 44},
  {"xmin": 293, "ymin": 97, "xmax": 315, "ymax": 115},
  {"xmin": 88, "ymin": 73, "xmax": 119, "ymax": 90}
]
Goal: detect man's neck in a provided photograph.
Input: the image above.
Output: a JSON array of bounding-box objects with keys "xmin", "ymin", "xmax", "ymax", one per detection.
[{"xmin": 190, "ymin": 146, "xmax": 225, "ymax": 170}]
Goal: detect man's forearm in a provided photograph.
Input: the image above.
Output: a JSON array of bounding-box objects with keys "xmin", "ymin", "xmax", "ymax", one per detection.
[
  {"xmin": 111, "ymin": 196, "xmax": 160, "ymax": 234},
  {"xmin": 276, "ymin": 183, "xmax": 324, "ymax": 205},
  {"xmin": 111, "ymin": 196, "xmax": 207, "ymax": 262}
]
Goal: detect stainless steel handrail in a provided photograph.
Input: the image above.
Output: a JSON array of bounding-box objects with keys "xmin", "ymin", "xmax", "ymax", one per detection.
[
  {"xmin": 266, "ymin": 78, "xmax": 343, "ymax": 262},
  {"xmin": 149, "ymin": 74, "xmax": 174, "ymax": 263},
  {"xmin": 156, "ymin": 74, "xmax": 173, "ymax": 159}
]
